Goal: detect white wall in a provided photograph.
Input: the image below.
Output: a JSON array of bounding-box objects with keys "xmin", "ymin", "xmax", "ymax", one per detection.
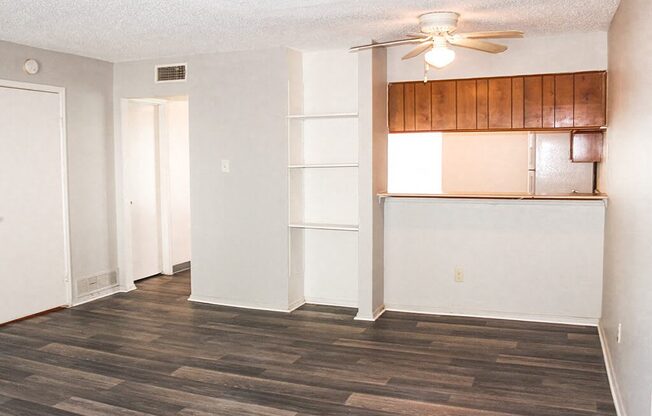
[
  {"xmin": 0, "ymin": 40, "xmax": 115, "ymax": 299},
  {"xmin": 602, "ymin": 0, "xmax": 652, "ymax": 414},
  {"xmin": 384, "ymin": 198, "xmax": 605, "ymax": 323},
  {"xmin": 441, "ymin": 132, "xmax": 529, "ymax": 194},
  {"xmin": 168, "ymin": 100, "xmax": 191, "ymax": 265},
  {"xmin": 379, "ymin": 31, "xmax": 610, "ymax": 324},
  {"xmin": 387, "ymin": 32, "xmax": 608, "ymax": 82},
  {"xmin": 303, "ymin": 50, "xmax": 358, "ymax": 114},
  {"xmin": 114, "ymin": 48, "xmax": 291, "ymax": 310},
  {"xmin": 357, "ymin": 47, "xmax": 388, "ymax": 320}
]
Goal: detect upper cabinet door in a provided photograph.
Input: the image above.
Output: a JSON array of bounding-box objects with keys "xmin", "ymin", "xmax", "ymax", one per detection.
[
  {"xmin": 511, "ymin": 77, "xmax": 524, "ymax": 129},
  {"xmin": 542, "ymin": 75, "xmax": 556, "ymax": 128},
  {"xmin": 574, "ymin": 72, "xmax": 606, "ymax": 127},
  {"xmin": 554, "ymin": 74, "xmax": 574, "ymax": 128},
  {"xmin": 414, "ymin": 82, "xmax": 432, "ymax": 131},
  {"xmin": 524, "ymin": 76, "xmax": 543, "ymax": 129},
  {"xmin": 476, "ymin": 79, "xmax": 489, "ymax": 130},
  {"xmin": 488, "ymin": 77, "xmax": 512, "ymax": 129},
  {"xmin": 403, "ymin": 83, "xmax": 416, "ymax": 131},
  {"xmin": 388, "ymin": 83, "xmax": 405, "ymax": 132},
  {"xmin": 431, "ymin": 80, "xmax": 457, "ymax": 130},
  {"xmin": 456, "ymin": 79, "xmax": 477, "ymax": 130}
]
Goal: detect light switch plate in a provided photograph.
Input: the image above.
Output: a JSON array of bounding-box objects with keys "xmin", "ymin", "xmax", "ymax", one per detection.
[{"xmin": 221, "ymin": 159, "xmax": 230, "ymax": 173}]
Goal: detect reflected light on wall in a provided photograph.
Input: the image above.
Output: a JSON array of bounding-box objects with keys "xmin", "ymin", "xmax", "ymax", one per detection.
[{"xmin": 388, "ymin": 132, "xmax": 443, "ymax": 194}]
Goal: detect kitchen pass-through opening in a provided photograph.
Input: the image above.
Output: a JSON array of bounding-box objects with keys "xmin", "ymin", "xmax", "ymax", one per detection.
[{"xmin": 388, "ymin": 131, "xmax": 597, "ymax": 195}]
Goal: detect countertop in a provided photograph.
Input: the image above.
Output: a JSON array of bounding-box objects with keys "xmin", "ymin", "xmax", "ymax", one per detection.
[{"xmin": 378, "ymin": 192, "xmax": 608, "ymax": 201}]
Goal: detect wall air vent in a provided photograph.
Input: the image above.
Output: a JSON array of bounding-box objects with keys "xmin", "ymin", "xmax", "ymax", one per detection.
[
  {"xmin": 76, "ymin": 271, "xmax": 118, "ymax": 298},
  {"xmin": 155, "ymin": 63, "xmax": 187, "ymax": 83}
]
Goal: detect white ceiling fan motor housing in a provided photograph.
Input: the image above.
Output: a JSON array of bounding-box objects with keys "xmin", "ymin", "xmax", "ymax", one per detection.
[{"xmin": 419, "ymin": 11, "xmax": 460, "ymax": 34}]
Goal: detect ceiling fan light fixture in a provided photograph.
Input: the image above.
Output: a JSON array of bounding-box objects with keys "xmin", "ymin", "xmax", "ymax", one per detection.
[{"xmin": 425, "ymin": 45, "xmax": 455, "ymax": 69}]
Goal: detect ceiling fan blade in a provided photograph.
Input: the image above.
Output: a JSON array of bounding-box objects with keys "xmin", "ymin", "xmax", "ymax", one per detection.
[
  {"xmin": 448, "ymin": 37, "xmax": 508, "ymax": 53},
  {"xmin": 350, "ymin": 38, "xmax": 423, "ymax": 52},
  {"xmin": 459, "ymin": 30, "xmax": 524, "ymax": 39},
  {"xmin": 402, "ymin": 41, "xmax": 433, "ymax": 60},
  {"xmin": 406, "ymin": 32, "xmax": 432, "ymax": 39}
]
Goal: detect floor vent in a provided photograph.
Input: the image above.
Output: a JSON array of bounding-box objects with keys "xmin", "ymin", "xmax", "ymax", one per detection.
[
  {"xmin": 77, "ymin": 271, "xmax": 118, "ymax": 297},
  {"xmin": 155, "ymin": 64, "xmax": 187, "ymax": 83}
]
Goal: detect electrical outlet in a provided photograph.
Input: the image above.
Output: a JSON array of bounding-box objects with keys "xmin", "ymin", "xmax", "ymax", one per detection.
[
  {"xmin": 617, "ymin": 323, "xmax": 622, "ymax": 344},
  {"xmin": 454, "ymin": 267, "xmax": 464, "ymax": 283},
  {"xmin": 221, "ymin": 159, "xmax": 230, "ymax": 173}
]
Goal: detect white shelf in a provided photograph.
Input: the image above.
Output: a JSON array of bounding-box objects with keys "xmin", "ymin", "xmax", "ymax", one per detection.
[
  {"xmin": 289, "ymin": 223, "xmax": 359, "ymax": 232},
  {"xmin": 288, "ymin": 163, "xmax": 359, "ymax": 169},
  {"xmin": 287, "ymin": 113, "xmax": 358, "ymax": 119}
]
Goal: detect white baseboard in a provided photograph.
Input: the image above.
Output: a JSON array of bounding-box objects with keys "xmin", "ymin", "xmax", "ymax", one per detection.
[
  {"xmin": 598, "ymin": 323, "xmax": 626, "ymax": 416},
  {"xmin": 72, "ymin": 285, "xmax": 121, "ymax": 306},
  {"xmin": 383, "ymin": 303, "xmax": 599, "ymax": 326},
  {"xmin": 288, "ymin": 297, "xmax": 306, "ymax": 312},
  {"xmin": 355, "ymin": 304, "xmax": 386, "ymax": 321},
  {"xmin": 304, "ymin": 296, "xmax": 357, "ymax": 308},
  {"xmin": 188, "ymin": 294, "xmax": 299, "ymax": 313},
  {"xmin": 122, "ymin": 283, "xmax": 137, "ymax": 292}
]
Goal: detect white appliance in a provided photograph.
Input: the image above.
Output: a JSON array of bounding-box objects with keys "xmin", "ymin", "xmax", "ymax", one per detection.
[{"xmin": 528, "ymin": 132, "xmax": 594, "ymax": 195}]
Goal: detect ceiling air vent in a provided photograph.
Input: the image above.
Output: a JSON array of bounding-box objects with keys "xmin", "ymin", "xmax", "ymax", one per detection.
[{"xmin": 155, "ymin": 63, "xmax": 187, "ymax": 83}]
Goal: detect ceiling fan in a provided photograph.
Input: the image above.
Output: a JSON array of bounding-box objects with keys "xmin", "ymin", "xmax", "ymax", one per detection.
[{"xmin": 350, "ymin": 12, "xmax": 523, "ymax": 69}]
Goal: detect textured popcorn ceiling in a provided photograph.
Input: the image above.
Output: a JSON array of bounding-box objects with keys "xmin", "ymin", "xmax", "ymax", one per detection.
[{"xmin": 0, "ymin": 0, "xmax": 620, "ymax": 62}]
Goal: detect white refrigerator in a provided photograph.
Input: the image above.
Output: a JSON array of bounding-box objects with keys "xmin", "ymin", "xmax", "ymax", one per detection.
[{"xmin": 528, "ymin": 132, "xmax": 594, "ymax": 195}]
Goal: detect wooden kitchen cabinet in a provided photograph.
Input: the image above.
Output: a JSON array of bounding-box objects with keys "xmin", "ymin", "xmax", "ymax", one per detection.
[
  {"xmin": 574, "ymin": 72, "xmax": 606, "ymax": 127},
  {"xmin": 524, "ymin": 76, "xmax": 543, "ymax": 128},
  {"xmin": 476, "ymin": 79, "xmax": 488, "ymax": 130},
  {"xmin": 511, "ymin": 77, "xmax": 524, "ymax": 129},
  {"xmin": 403, "ymin": 83, "xmax": 416, "ymax": 131},
  {"xmin": 388, "ymin": 83, "xmax": 404, "ymax": 132},
  {"xmin": 387, "ymin": 70, "xmax": 606, "ymax": 133},
  {"xmin": 414, "ymin": 81, "xmax": 432, "ymax": 130},
  {"xmin": 431, "ymin": 80, "xmax": 457, "ymax": 130},
  {"xmin": 571, "ymin": 131, "xmax": 604, "ymax": 162},
  {"xmin": 542, "ymin": 75, "xmax": 556, "ymax": 128},
  {"xmin": 456, "ymin": 79, "xmax": 477, "ymax": 130},
  {"xmin": 554, "ymin": 74, "xmax": 574, "ymax": 128},
  {"xmin": 488, "ymin": 77, "xmax": 512, "ymax": 129}
]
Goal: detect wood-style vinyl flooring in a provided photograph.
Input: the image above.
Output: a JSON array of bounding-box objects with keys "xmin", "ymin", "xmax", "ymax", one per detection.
[{"xmin": 0, "ymin": 271, "xmax": 616, "ymax": 415}]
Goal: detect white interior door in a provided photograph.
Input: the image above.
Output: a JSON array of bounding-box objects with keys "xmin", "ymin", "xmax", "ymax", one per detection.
[
  {"xmin": 0, "ymin": 85, "xmax": 69, "ymax": 323},
  {"xmin": 126, "ymin": 102, "xmax": 162, "ymax": 280}
]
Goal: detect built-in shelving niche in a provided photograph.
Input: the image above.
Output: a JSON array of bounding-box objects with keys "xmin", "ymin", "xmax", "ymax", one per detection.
[{"xmin": 288, "ymin": 50, "xmax": 359, "ymax": 309}]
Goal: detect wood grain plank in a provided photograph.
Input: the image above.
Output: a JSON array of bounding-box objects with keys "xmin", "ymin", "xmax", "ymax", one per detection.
[
  {"xmin": 388, "ymin": 83, "xmax": 405, "ymax": 132},
  {"xmin": 346, "ymin": 393, "xmax": 516, "ymax": 416},
  {"xmin": 414, "ymin": 82, "xmax": 431, "ymax": 131},
  {"xmin": 511, "ymin": 76, "xmax": 524, "ymax": 128},
  {"xmin": 488, "ymin": 77, "xmax": 512, "ymax": 129},
  {"xmin": 476, "ymin": 79, "xmax": 488, "ymax": 129},
  {"xmin": 554, "ymin": 74, "xmax": 574, "ymax": 128},
  {"xmin": 542, "ymin": 75, "xmax": 555, "ymax": 128},
  {"xmin": 574, "ymin": 72, "xmax": 606, "ymax": 127},
  {"xmin": 431, "ymin": 80, "xmax": 456, "ymax": 130},
  {"xmin": 55, "ymin": 396, "xmax": 156, "ymax": 416},
  {"xmin": 456, "ymin": 80, "xmax": 477, "ymax": 130},
  {"xmin": 524, "ymin": 76, "xmax": 543, "ymax": 128},
  {"xmin": 403, "ymin": 83, "xmax": 416, "ymax": 131}
]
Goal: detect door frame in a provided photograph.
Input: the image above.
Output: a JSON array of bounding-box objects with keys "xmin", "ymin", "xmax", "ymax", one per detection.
[
  {"xmin": 0, "ymin": 79, "xmax": 73, "ymax": 307},
  {"xmin": 116, "ymin": 98, "xmax": 183, "ymax": 290}
]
